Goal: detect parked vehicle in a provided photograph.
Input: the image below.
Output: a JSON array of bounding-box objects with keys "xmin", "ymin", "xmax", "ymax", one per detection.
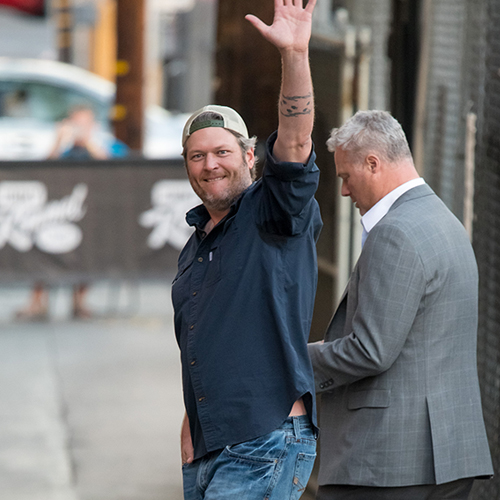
[{"xmin": 0, "ymin": 57, "xmax": 189, "ymax": 160}]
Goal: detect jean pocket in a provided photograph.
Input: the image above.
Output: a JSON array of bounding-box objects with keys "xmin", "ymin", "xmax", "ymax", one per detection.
[
  {"xmin": 291, "ymin": 452, "xmax": 316, "ymax": 500},
  {"xmin": 225, "ymin": 431, "xmax": 285, "ymax": 464}
]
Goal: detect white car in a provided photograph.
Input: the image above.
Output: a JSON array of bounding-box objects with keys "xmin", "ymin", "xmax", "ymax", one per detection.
[{"xmin": 0, "ymin": 57, "xmax": 189, "ymax": 160}]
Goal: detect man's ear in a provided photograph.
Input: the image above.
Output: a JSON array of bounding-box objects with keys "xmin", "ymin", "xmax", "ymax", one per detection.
[
  {"xmin": 246, "ymin": 148, "xmax": 255, "ymax": 169},
  {"xmin": 366, "ymin": 154, "xmax": 380, "ymax": 173}
]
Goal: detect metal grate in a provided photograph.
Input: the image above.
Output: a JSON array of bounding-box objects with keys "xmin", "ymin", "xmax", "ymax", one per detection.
[
  {"xmin": 472, "ymin": 0, "xmax": 500, "ymax": 496},
  {"xmin": 423, "ymin": 0, "xmax": 468, "ymax": 217},
  {"xmin": 346, "ymin": 0, "xmax": 392, "ymax": 110},
  {"xmin": 414, "ymin": 0, "xmax": 499, "ymax": 496}
]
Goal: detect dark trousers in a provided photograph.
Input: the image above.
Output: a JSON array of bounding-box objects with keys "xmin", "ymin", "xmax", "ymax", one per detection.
[{"xmin": 316, "ymin": 478, "xmax": 474, "ymax": 500}]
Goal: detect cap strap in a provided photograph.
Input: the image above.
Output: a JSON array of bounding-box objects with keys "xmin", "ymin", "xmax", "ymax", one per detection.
[{"xmin": 189, "ymin": 119, "xmax": 225, "ymax": 136}]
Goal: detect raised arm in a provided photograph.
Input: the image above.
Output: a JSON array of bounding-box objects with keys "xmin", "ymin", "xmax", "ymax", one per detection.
[{"xmin": 246, "ymin": 0, "xmax": 316, "ymax": 164}]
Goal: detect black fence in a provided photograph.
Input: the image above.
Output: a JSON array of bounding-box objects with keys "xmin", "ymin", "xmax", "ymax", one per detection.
[
  {"xmin": 421, "ymin": 0, "xmax": 500, "ymax": 496},
  {"xmin": 470, "ymin": 0, "xmax": 500, "ymax": 497},
  {"xmin": 0, "ymin": 158, "xmax": 199, "ymax": 284}
]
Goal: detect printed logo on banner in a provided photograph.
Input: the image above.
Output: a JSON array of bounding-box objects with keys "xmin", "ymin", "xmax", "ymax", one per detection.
[
  {"xmin": 0, "ymin": 181, "xmax": 88, "ymax": 254},
  {"xmin": 139, "ymin": 179, "xmax": 200, "ymax": 250}
]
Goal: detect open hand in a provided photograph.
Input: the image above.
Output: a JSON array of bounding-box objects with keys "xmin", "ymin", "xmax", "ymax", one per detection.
[{"xmin": 245, "ymin": 0, "xmax": 317, "ymax": 54}]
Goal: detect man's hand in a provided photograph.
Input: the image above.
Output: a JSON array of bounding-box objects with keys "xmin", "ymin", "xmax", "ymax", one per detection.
[
  {"xmin": 181, "ymin": 413, "xmax": 194, "ymax": 465},
  {"xmin": 245, "ymin": 0, "xmax": 316, "ymax": 55},
  {"xmin": 246, "ymin": 0, "xmax": 317, "ymax": 163}
]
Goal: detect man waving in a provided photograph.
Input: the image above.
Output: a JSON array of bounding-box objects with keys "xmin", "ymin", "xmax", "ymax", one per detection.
[{"xmin": 173, "ymin": 1, "xmax": 321, "ymax": 499}]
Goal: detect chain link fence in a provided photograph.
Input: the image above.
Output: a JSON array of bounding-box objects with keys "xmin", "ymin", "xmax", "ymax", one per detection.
[
  {"xmin": 423, "ymin": 0, "xmax": 500, "ymax": 497},
  {"xmin": 470, "ymin": 0, "xmax": 500, "ymax": 497}
]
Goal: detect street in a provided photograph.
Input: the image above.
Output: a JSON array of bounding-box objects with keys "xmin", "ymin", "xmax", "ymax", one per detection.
[{"xmin": 0, "ymin": 281, "xmax": 184, "ymax": 500}]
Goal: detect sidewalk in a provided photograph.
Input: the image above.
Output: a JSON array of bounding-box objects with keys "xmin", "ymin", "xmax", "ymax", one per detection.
[{"xmin": 0, "ymin": 281, "xmax": 184, "ymax": 500}]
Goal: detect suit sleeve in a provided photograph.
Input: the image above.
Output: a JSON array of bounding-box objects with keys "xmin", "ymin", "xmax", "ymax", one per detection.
[{"xmin": 308, "ymin": 223, "xmax": 427, "ymax": 392}]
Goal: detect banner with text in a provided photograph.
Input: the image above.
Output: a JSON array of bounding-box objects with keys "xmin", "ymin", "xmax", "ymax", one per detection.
[{"xmin": 0, "ymin": 159, "xmax": 200, "ymax": 283}]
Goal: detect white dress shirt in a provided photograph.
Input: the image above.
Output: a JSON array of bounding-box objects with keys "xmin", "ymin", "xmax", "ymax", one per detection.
[{"xmin": 361, "ymin": 178, "xmax": 426, "ymax": 247}]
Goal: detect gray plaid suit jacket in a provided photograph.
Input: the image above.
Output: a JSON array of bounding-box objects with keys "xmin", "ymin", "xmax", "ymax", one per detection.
[{"xmin": 309, "ymin": 184, "xmax": 493, "ymax": 487}]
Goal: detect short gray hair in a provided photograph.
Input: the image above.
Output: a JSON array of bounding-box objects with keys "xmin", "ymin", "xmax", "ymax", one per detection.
[{"xmin": 326, "ymin": 110, "xmax": 412, "ymax": 163}]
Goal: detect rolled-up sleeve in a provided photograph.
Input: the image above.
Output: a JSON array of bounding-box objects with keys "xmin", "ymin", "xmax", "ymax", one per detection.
[{"xmin": 258, "ymin": 131, "xmax": 320, "ymax": 236}]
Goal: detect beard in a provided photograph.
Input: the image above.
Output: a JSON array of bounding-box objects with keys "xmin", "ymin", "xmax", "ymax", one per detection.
[{"xmin": 189, "ymin": 160, "xmax": 252, "ymax": 213}]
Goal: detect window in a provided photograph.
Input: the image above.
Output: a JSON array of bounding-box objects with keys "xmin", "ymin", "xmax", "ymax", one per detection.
[{"xmin": 0, "ymin": 81, "xmax": 109, "ymax": 125}]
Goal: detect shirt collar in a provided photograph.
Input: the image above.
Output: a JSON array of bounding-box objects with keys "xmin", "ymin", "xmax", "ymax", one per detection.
[
  {"xmin": 186, "ymin": 203, "xmax": 211, "ymax": 229},
  {"xmin": 361, "ymin": 178, "xmax": 425, "ymax": 235}
]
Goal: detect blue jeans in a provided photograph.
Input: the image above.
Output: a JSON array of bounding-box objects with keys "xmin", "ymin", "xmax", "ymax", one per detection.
[{"xmin": 182, "ymin": 415, "xmax": 317, "ymax": 500}]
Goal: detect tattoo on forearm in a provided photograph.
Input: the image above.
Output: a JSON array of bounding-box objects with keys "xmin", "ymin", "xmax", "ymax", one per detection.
[{"xmin": 280, "ymin": 93, "xmax": 313, "ymax": 117}]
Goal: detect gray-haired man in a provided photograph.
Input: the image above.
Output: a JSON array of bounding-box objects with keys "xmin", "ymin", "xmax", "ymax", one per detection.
[{"xmin": 309, "ymin": 110, "xmax": 493, "ymax": 500}]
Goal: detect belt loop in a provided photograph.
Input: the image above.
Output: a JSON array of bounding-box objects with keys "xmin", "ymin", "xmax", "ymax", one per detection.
[{"xmin": 293, "ymin": 416, "xmax": 301, "ymax": 439}]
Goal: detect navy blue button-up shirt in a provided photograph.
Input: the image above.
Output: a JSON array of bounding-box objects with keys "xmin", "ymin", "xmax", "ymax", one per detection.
[{"xmin": 172, "ymin": 131, "xmax": 323, "ymax": 460}]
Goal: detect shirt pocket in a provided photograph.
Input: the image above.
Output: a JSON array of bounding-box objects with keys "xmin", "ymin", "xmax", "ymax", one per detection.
[
  {"xmin": 171, "ymin": 261, "xmax": 193, "ymax": 312},
  {"xmin": 347, "ymin": 389, "xmax": 391, "ymax": 410},
  {"xmin": 172, "ymin": 261, "xmax": 192, "ymax": 286},
  {"xmin": 204, "ymin": 246, "xmax": 221, "ymax": 287}
]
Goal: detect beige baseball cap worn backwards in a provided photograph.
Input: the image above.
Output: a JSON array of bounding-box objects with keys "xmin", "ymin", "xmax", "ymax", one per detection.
[{"xmin": 182, "ymin": 105, "xmax": 249, "ymax": 146}]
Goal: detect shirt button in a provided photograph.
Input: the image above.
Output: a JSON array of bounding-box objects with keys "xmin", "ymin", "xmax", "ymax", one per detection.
[
  {"xmin": 198, "ymin": 257, "xmax": 203, "ymax": 262},
  {"xmin": 192, "ymin": 291, "xmax": 197, "ymax": 296},
  {"xmin": 191, "ymin": 361, "xmax": 196, "ymax": 366},
  {"xmin": 190, "ymin": 325, "xmax": 195, "ymax": 330},
  {"xmin": 198, "ymin": 397, "xmax": 205, "ymax": 402}
]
